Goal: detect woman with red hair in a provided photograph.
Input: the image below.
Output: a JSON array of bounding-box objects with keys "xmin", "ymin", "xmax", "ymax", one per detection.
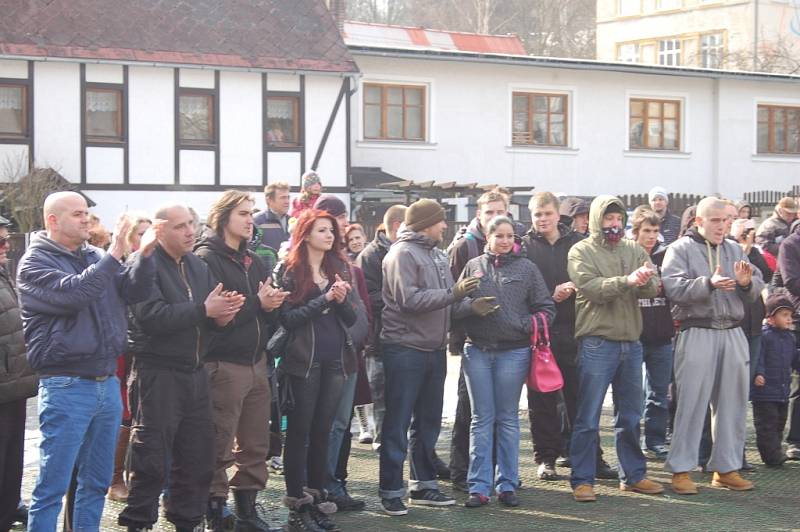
[{"xmin": 273, "ymin": 209, "xmax": 358, "ymax": 532}]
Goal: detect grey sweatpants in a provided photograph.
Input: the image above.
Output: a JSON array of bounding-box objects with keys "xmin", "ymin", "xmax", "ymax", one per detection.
[{"xmin": 665, "ymin": 327, "xmax": 749, "ymax": 474}]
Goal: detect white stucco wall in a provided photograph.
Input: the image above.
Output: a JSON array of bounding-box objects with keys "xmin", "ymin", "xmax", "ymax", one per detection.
[
  {"xmin": 350, "ymin": 53, "xmax": 800, "ymax": 198},
  {"xmin": 129, "ymin": 66, "xmax": 175, "ymax": 184},
  {"xmin": 220, "ymin": 70, "xmax": 262, "ymax": 186},
  {"xmin": 33, "ymin": 62, "xmax": 81, "ymax": 180}
]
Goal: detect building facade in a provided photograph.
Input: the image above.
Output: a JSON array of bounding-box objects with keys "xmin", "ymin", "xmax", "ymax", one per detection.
[
  {"xmin": 0, "ymin": 0, "xmax": 357, "ymax": 224},
  {"xmin": 346, "ymin": 22, "xmax": 800, "ymax": 214},
  {"xmin": 596, "ymin": 0, "xmax": 800, "ymax": 72}
]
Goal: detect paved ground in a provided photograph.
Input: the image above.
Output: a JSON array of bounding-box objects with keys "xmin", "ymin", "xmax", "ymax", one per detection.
[{"xmin": 13, "ymin": 356, "xmax": 800, "ymax": 531}]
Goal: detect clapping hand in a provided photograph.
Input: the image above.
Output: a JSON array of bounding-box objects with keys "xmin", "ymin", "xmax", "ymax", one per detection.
[
  {"xmin": 258, "ymin": 277, "xmax": 290, "ymax": 311},
  {"xmin": 734, "ymin": 260, "xmax": 753, "ymax": 287},
  {"xmin": 710, "ymin": 265, "xmax": 736, "ymax": 291},
  {"xmin": 108, "ymin": 216, "xmax": 132, "ymax": 261},
  {"xmin": 205, "ymin": 283, "xmax": 245, "ymax": 326},
  {"xmin": 326, "ymin": 274, "xmax": 350, "ymax": 304},
  {"xmin": 626, "ymin": 262, "xmax": 656, "ymax": 287},
  {"xmin": 553, "ymin": 282, "xmax": 576, "ymax": 303},
  {"xmin": 138, "ymin": 219, "xmax": 166, "ymax": 257}
]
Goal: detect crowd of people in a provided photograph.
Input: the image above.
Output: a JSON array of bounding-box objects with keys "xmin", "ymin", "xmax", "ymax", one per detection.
[{"xmin": 0, "ymin": 176, "xmax": 799, "ymax": 532}]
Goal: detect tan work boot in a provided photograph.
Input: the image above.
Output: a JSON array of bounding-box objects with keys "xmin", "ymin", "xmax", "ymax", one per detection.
[
  {"xmin": 573, "ymin": 484, "xmax": 596, "ymax": 502},
  {"xmin": 671, "ymin": 472, "xmax": 698, "ymax": 495},
  {"xmin": 620, "ymin": 478, "xmax": 664, "ymax": 494},
  {"xmin": 712, "ymin": 471, "xmax": 753, "ymax": 491},
  {"xmin": 107, "ymin": 425, "xmax": 130, "ymax": 502}
]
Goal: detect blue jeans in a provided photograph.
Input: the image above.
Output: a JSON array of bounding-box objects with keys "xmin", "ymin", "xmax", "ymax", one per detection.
[
  {"xmin": 379, "ymin": 344, "xmax": 446, "ymax": 499},
  {"xmin": 642, "ymin": 342, "xmax": 673, "ymax": 450},
  {"xmin": 462, "ymin": 344, "xmax": 529, "ymax": 496},
  {"xmin": 29, "ymin": 376, "xmax": 122, "ymax": 532},
  {"xmin": 570, "ymin": 337, "xmax": 646, "ymax": 488},
  {"xmin": 326, "ymin": 371, "xmax": 358, "ymax": 496}
]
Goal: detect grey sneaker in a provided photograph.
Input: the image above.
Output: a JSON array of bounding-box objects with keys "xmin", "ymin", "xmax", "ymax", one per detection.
[{"xmin": 408, "ymin": 489, "xmax": 455, "ymax": 507}]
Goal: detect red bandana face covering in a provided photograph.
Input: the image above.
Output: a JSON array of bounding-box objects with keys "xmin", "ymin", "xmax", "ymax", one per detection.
[{"xmin": 602, "ymin": 226, "xmax": 624, "ymax": 243}]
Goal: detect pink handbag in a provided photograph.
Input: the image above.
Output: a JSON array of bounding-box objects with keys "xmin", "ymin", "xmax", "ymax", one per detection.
[{"xmin": 526, "ymin": 313, "xmax": 564, "ymax": 393}]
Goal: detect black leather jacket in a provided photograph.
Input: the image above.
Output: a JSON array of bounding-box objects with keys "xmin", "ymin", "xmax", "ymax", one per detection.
[{"xmin": 273, "ymin": 258, "xmax": 357, "ymax": 377}]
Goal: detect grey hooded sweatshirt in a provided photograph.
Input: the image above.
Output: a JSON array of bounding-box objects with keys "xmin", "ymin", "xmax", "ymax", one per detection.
[
  {"xmin": 381, "ymin": 230, "xmax": 472, "ymax": 351},
  {"xmin": 662, "ymin": 228, "xmax": 764, "ymax": 329}
]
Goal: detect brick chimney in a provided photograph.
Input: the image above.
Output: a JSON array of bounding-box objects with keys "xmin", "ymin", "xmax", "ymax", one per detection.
[{"xmin": 325, "ymin": 0, "xmax": 345, "ymax": 33}]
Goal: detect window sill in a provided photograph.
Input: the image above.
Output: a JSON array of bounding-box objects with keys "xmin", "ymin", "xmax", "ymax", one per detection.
[
  {"xmin": 505, "ymin": 146, "xmax": 579, "ymax": 155},
  {"xmin": 179, "ymin": 144, "xmax": 217, "ymax": 151},
  {"xmin": 356, "ymin": 141, "xmax": 437, "ymax": 150},
  {"xmin": 752, "ymin": 154, "xmax": 800, "ymax": 163},
  {"xmin": 623, "ymin": 149, "xmax": 691, "ymax": 159},
  {"xmin": 0, "ymin": 136, "xmax": 30, "ymax": 144}
]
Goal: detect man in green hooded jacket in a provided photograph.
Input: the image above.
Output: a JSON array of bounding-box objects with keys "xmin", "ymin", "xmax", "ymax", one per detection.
[{"xmin": 567, "ymin": 195, "xmax": 664, "ymax": 502}]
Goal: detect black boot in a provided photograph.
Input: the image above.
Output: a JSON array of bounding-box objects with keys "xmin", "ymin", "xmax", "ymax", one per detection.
[
  {"xmin": 232, "ymin": 490, "xmax": 274, "ymax": 532},
  {"xmin": 304, "ymin": 489, "xmax": 340, "ymax": 532},
  {"xmin": 206, "ymin": 497, "xmax": 228, "ymax": 532},
  {"xmin": 13, "ymin": 502, "xmax": 29, "ymax": 525},
  {"xmin": 284, "ymin": 494, "xmax": 324, "ymax": 532}
]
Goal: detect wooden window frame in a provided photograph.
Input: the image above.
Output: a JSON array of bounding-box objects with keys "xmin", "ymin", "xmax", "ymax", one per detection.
[
  {"xmin": 758, "ymin": 104, "xmax": 800, "ymax": 155},
  {"xmin": 0, "ymin": 82, "xmax": 28, "ymax": 139},
  {"xmin": 629, "ymin": 98, "xmax": 681, "ymax": 151},
  {"xmin": 512, "ymin": 92, "xmax": 569, "ymax": 147},
  {"xmin": 84, "ymin": 86, "xmax": 124, "ymax": 143},
  {"xmin": 363, "ymin": 83, "xmax": 426, "ymax": 142},
  {"xmin": 265, "ymin": 95, "xmax": 300, "ymax": 147},
  {"xmin": 178, "ymin": 90, "xmax": 216, "ymax": 147}
]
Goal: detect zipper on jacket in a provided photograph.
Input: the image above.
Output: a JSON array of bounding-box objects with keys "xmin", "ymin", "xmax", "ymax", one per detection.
[
  {"xmin": 178, "ymin": 259, "xmax": 201, "ymax": 369},
  {"xmin": 241, "ymin": 265, "xmax": 262, "ymax": 365}
]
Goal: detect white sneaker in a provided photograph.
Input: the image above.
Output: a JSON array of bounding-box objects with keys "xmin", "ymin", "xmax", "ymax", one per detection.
[{"xmin": 358, "ymin": 431, "xmax": 374, "ymax": 444}]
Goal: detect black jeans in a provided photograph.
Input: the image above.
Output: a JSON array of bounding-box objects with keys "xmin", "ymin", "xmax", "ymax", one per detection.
[
  {"xmin": 0, "ymin": 398, "xmax": 26, "ymax": 532},
  {"xmin": 528, "ymin": 359, "xmax": 578, "ymax": 464},
  {"xmin": 284, "ymin": 360, "xmax": 345, "ymax": 499},
  {"xmin": 753, "ymin": 401, "xmax": 789, "ymax": 464},
  {"xmin": 119, "ymin": 365, "xmax": 215, "ymax": 530},
  {"xmin": 448, "ymin": 363, "xmax": 471, "ymax": 483}
]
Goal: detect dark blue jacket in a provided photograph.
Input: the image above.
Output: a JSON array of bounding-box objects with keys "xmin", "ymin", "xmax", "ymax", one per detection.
[
  {"xmin": 752, "ymin": 325, "xmax": 800, "ymax": 403},
  {"xmin": 17, "ymin": 232, "xmax": 155, "ymax": 378}
]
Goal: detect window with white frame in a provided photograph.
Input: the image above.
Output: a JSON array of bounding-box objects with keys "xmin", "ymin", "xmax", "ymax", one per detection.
[
  {"xmin": 658, "ymin": 39, "xmax": 681, "ymax": 66},
  {"xmin": 700, "ymin": 33, "xmax": 723, "ymax": 68},
  {"xmin": 618, "ymin": 43, "xmax": 640, "ymax": 62},
  {"xmin": 0, "ymin": 84, "xmax": 27, "ymax": 138},
  {"xmin": 618, "ymin": 0, "xmax": 640, "ymax": 16}
]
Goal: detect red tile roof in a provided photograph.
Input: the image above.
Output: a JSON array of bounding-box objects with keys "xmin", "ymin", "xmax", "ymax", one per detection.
[
  {"xmin": 343, "ymin": 21, "xmax": 527, "ymax": 56},
  {"xmin": 0, "ymin": 0, "xmax": 358, "ymax": 73}
]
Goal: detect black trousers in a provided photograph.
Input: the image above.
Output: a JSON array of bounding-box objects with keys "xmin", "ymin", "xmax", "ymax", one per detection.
[
  {"xmin": 0, "ymin": 398, "xmax": 26, "ymax": 532},
  {"xmin": 449, "ymin": 363, "xmax": 471, "ymax": 483},
  {"xmin": 118, "ymin": 365, "xmax": 215, "ymax": 530},
  {"xmin": 528, "ymin": 361, "xmax": 578, "ymax": 464},
  {"xmin": 753, "ymin": 401, "xmax": 789, "ymax": 464},
  {"xmin": 284, "ymin": 360, "xmax": 345, "ymax": 498},
  {"xmin": 334, "ymin": 410, "xmax": 354, "ymax": 488}
]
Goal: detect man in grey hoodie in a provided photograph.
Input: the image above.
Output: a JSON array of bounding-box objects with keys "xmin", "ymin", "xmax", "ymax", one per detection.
[
  {"xmin": 663, "ymin": 197, "xmax": 763, "ymax": 495},
  {"xmin": 378, "ymin": 199, "xmax": 496, "ymax": 517}
]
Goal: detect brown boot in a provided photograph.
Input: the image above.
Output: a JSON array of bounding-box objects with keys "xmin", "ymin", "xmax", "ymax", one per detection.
[
  {"xmin": 572, "ymin": 484, "xmax": 596, "ymax": 502},
  {"xmin": 107, "ymin": 426, "xmax": 130, "ymax": 502},
  {"xmin": 712, "ymin": 471, "xmax": 753, "ymax": 491},
  {"xmin": 671, "ymin": 472, "xmax": 698, "ymax": 495},
  {"xmin": 620, "ymin": 478, "xmax": 664, "ymax": 495}
]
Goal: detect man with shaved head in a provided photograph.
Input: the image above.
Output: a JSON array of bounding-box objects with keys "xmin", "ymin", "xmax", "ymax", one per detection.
[
  {"xmin": 662, "ymin": 196, "xmax": 764, "ymax": 495},
  {"xmin": 17, "ymin": 191, "xmax": 161, "ymax": 531},
  {"xmin": 119, "ymin": 203, "xmax": 245, "ymax": 532}
]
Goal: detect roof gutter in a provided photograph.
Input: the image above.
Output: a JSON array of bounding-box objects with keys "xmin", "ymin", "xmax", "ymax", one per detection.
[
  {"xmin": 0, "ymin": 53, "xmax": 361, "ymax": 79},
  {"xmin": 347, "ymin": 45, "xmax": 800, "ymax": 84}
]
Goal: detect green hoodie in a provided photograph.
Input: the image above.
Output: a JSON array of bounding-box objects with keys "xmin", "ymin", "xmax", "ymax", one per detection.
[{"xmin": 567, "ymin": 195, "xmax": 658, "ymax": 341}]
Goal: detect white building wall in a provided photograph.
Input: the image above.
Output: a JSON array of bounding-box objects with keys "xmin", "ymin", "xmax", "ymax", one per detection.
[
  {"xmin": 351, "ymin": 54, "xmax": 799, "ymax": 199},
  {"xmin": 305, "ymin": 76, "xmax": 348, "ymax": 187},
  {"xmin": 0, "ymin": 145, "xmax": 29, "ymax": 179},
  {"xmin": 129, "ymin": 66, "xmax": 174, "ymax": 184},
  {"xmin": 33, "ymin": 62, "xmax": 81, "ymax": 180},
  {"xmin": 0, "ymin": 59, "xmax": 28, "ymax": 78},
  {"xmin": 85, "ymin": 147, "xmax": 124, "ymax": 184},
  {"xmin": 220, "ymin": 71, "xmax": 262, "ymax": 186}
]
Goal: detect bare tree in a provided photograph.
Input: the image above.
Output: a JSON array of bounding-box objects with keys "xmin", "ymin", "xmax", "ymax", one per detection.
[
  {"xmin": 347, "ymin": 0, "xmax": 411, "ymax": 25},
  {"xmin": 1, "ymin": 162, "xmax": 82, "ymax": 233}
]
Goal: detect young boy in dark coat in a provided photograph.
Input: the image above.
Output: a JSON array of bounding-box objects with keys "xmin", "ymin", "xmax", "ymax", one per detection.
[{"xmin": 752, "ymin": 292, "xmax": 800, "ymax": 466}]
